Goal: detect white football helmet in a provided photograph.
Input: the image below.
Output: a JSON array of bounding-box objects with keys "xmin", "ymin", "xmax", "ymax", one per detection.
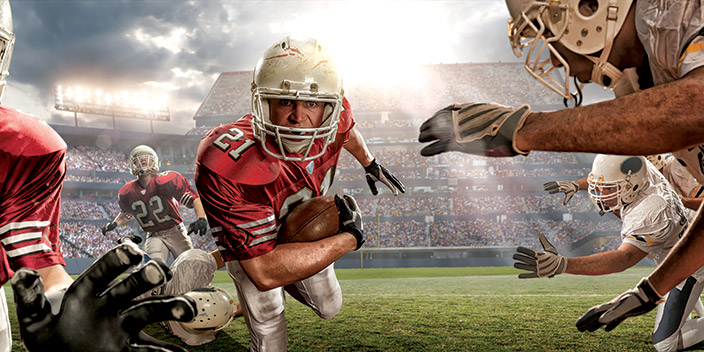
[
  {"xmin": 506, "ymin": 0, "xmax": 633, "ymax": 100},
  {"xmin": 129, "ymin": 145, "xmax": 159, "ymax": 176},
  {"xmin": 0, "ymin": 0, "xmax": 14, "ymax": 103},
  {"xmin": 181, "ymin": 286, "xmax": 237, "ymax": 331},
  {"xmin": 251, "ymin": 36, "xmax": 343, "ymax": 162},
  {"xmin": 588, "ymin": 154, "xmax": 649, "ymax": 214},
  {"xmin": 645, "ymin": 154, "xmax": 667, "ymax": 170}
]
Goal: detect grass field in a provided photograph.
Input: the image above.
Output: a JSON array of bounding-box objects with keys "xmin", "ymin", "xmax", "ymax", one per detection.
[{"xmin": 7, "ymin": 266, "xmax": 704, "ymax": 351}]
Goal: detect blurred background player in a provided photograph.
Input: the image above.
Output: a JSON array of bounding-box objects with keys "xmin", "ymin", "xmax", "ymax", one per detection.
[
  {"xmin": 195, "ymin": 36, "xmax": 405, "ymax": 351},
  {"xmin": 516, "ymin": 155, "xmax": 704, "ymax": 351},
  {"xmin": 0, "ymin": 1, "xmax": 196, "ymax": 349},
  {"xmin": 545, "ymin": 154, "xmax": 704, "ymax": 218},
  {"xmin": 102, "ymin": 144, "xmax": 209, "ymax": 263}
]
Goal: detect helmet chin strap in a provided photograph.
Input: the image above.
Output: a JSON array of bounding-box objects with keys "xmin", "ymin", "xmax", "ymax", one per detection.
[
  {"xmin": 563, "ymin": 77, "xmax": 584, "ymax": 108},
  {"xmin": 586, "ymin": 0, "xmax": 624, "ymax": 89},
  {"xmin": 588, "ymin": 56, "xmax": 623, "ymax": 88}
]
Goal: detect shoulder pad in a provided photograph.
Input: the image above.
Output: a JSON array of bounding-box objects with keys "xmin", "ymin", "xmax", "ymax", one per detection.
[
  {"xmin": 0, "ymin": 107, "xmax": 66, "ymax": 156},
  {"xmin": 196, "ymin": 118, "xmax": 280, "ymax": 185},
  {"xmin": 118, "ymin": 181, "xmax": 137, "ymax": 196},
  {"xmin": 154, "ymin": 170, "xmax": 184, "ymax": 185}
]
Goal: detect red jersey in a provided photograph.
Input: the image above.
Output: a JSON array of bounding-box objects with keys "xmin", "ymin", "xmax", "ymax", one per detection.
[
  {"xmin": 118, "ymin": 171, "xmax": 199, "ymax": 232},
  {"xmin": 0, "ymin": 107, "xmax": 67, "ymax": 285},
  {"xmin": 196, "ymin": 98, "xmax": 355, "ymax": 261}
]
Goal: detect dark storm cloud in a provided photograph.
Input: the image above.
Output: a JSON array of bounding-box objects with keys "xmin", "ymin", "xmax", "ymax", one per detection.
[{"xmin": 3, "ymin": 1, "xmax": 538, "ymax": 132}]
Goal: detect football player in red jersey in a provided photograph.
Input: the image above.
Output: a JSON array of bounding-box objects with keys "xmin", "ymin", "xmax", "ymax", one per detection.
[
  {"xmin": 102, "ymin": 145, "xmax": 209, "ymax": 264},
  {"xmin": 195, "ymin": 36, "xmax": 405, "ymax": 351},
  {"xmin": 0, "ymin": 1, "xmax": 196, "ymax": 350}
]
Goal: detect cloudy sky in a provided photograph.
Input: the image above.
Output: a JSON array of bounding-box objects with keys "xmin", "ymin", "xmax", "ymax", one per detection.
[{"xmin": 2, "ymin": 1, "xmax": 601, "ymax": 134}]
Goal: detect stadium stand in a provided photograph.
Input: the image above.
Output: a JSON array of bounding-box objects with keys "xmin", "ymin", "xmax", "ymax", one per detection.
[{"xmin": 55, "ymin": 62, "xmax": 622, "ymax": 265}]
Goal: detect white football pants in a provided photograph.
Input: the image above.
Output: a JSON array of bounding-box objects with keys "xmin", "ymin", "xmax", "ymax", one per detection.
[
  {"xmin": 226, "ymin": 261, "xmax": 342, "ymax": 352},
  {"xmin": 145, "ymin": 223, "xmax": 193, "ymax": 263},
  {"xmin": 0, "ymin": 288, "xmax": 10, "ymax": 352},
  {"xmin": 653, "ymin": 276, "xmax": 704, "ymax": 351}
]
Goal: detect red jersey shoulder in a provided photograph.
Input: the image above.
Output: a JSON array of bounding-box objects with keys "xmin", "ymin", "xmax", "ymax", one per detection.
[
  {"xmin": 154, "ymin": 170, "xmax": 187, "ymax": 186},
  {"xmin": 118, "ymin": 180, "xmax": 139, "ymax": 198},
  {"xmin": 196, "ymin": 115, "xmax": 280, "ymax": 186},
  {"xmin": 0, "ymin": 107, "xmax": 66, "ymax": 156}
]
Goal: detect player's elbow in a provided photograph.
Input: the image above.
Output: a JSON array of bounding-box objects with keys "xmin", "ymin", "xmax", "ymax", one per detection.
[{"xmin": 249, "ymin": 274, "xmax": 279, "ymax": 291}]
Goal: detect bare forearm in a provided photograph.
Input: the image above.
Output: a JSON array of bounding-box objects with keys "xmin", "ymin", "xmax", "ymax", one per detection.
[
  {"xmin": 113, "ymin": 212, "xmax": 130, "ymax": 227},
  {"xmin": 681, "ymin": 197, "xmax": 703, "ymax": 211},
  {"xmin": 650, "ymin": 206, "xmax": 704, "ymax": 294},
  {"xmin": 576, "ymin": 177, "xmax": 588, "ymax": 191},
  {"xmin": 516, "ymin": 77, "xmax": 704, "ymax": 154},
  {"xmin": 241, "ymin": 233, "xmax": 357, "ymax": 291},
  {"xmin": 36, "ymin": 264, "xmax": 73, "ymax": 292},
  {"xmin": 566, "ymin": 251, "xmax": 638, "ymax": 276},
  {"xmin": 192, "ymin": 198, "xmax": 206, "ymax": 218},
  {"xmin": 343, "ymin": 127, "xmax": 374, "ymax": 167}
]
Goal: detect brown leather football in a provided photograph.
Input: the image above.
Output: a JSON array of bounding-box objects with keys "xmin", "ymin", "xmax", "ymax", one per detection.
[{"xmin": 278, "ymin": 195, "xmax": 340, "ymax": 244}]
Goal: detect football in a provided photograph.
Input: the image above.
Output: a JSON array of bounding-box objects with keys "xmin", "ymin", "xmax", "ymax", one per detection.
[{"xmin": 278, "ymin": 195, "xmax": 340, "ymax": 244}]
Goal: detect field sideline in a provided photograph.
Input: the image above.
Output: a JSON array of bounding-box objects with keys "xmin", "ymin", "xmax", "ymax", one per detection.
[{"xmin": 8, "ymin": 266, "xmax": 704, "ymax": 351}]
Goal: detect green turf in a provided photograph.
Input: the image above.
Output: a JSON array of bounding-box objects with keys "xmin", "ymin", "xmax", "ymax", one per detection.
[{"xmin": 8, "ymin": 266, "xmax": 704, "ymax": 351}]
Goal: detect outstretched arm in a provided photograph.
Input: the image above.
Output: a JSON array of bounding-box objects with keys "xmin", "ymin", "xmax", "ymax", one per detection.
[
  {"xmin": 565, "ymin": 242, "xmax": 647, "ymax": 276},
  {"xmin": 343, "ymin": 127, "xmax": 374, "ymax": 167},
  {"xmin": 516, "ymin": 67, "xmax": 704, "ymax": 155}
]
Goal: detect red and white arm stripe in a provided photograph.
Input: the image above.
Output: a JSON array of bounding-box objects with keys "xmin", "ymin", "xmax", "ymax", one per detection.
[
  {"xmin": 0, "ymin": 220, "xmax": 50, "ymax": 235},
  {"xmin": 179, "ymin": 193, "xmax": 194, "ymax": 207},
  {"xmin": 0, "ymin": 221, "xmax": 53, "ymax": 258},
  {"xmin": 239, "ymin": 215, "xmax": 278, "ymax": 247}
]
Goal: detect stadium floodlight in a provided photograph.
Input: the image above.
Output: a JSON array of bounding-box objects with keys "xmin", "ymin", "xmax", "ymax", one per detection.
[{"xmin": 54, "ymin": 85, "xmax": 171, "ymax": 130}]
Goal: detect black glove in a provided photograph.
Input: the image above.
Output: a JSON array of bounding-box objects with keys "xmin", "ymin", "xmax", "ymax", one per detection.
[
  {"xmin": 364, "ymin": 159, "xmax": 406, "ymax": 196},
  {"xmin": 101, "ymin": 221, "xmax": 117, "ymax": 235},
  {"xmin": 576, "ymin": 277, "xmax": 663, "ymax": 332},
  {"xmin": 187, "ymin": 217, "xmax": 208, "ymax": 236},
  {"xmin": 419, "ymin": 103, "xmax": 531, "ymax": 157},
  {"xmin": 335, "ymin": 194, "xmax": 365, "ymax": 250},
  {"xmin": 11, "ymin": 242, "xmax": 198, "ymax": 352}
]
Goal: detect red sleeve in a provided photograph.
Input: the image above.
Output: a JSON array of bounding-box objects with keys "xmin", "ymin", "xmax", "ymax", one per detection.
[
  {"xmin": 0, "ymin": 143, "xmax": 66, "ymax": 285},
  {"xmin": 160, "ymin": 171, "xmax": 199, "ymax": 208},
  {"xmin": 195, "ymin": 165, "xmax": 277, "ymax": 261},
  {"xmin": 117, "ymin": 187, "xmax": 134, "ymax": 215}
]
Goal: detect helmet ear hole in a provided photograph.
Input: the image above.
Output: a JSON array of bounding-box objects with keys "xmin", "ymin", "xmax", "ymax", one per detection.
[{"xmin": 577, "ymin": 0, "xmax": 599, "ymax": 17}]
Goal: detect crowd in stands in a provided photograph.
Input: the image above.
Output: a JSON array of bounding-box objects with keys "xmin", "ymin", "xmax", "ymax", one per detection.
[
  {"xmin": 192, "ymin": 63, "xmax": 562, "ymax": 121},
  {"xmin": 66, "ymin": 146, "xmax": 130, "ymax": 172},
  {"xmin": 353, "ymin": 193, "xmax": 595, "ymax": 217},
  {"xmin": 362, "ymin": 218, "xmax": 621, "ymax": 249},
  {"xmin": 59, "ymin": 199, "xmax": 216, "ymax": 258},
  {"xmin": 592, "ymin": 236, "xmax": 622, "ymax": 253},
  {"xmin": 65, "ymin": 174, "xmax": 130, "ymax": 184}
]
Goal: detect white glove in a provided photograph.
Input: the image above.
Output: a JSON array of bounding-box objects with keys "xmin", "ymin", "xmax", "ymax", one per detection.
[
  {"xmin": 576, "ymin": 277, "xmax": 664, "ymax": 332},
  {"xmin": 419, "ymin": 103, "xmax": 531, "ymax": 157},
  {"xmin": 513, "ymin": 232, "xmax": 567, "ymax": 278},
  {"xmin": 543, "ymin": 180, "xmax": 580, "ymax": 205}
]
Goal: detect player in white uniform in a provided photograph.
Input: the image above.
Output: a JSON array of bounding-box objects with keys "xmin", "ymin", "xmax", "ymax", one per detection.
[
  {"xmin": 418, "ymin": 0, "xmax": 704, "ymax": 330},
  {"xmin": 517, "ymin": 155, "xmax": 704, "ymax": 351},
  {"xmin": 130, "ymin": 246, "xmax": 242, "ymax": 346},
  {"xmin": 653, "ymin": 155, "xmax": 704, "ymax": 216}
]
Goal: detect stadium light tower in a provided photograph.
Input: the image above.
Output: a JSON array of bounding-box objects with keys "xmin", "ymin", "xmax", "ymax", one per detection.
[{"xmin": 54, "ymin": 85, "xmax": 170, "ymax": 133}]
